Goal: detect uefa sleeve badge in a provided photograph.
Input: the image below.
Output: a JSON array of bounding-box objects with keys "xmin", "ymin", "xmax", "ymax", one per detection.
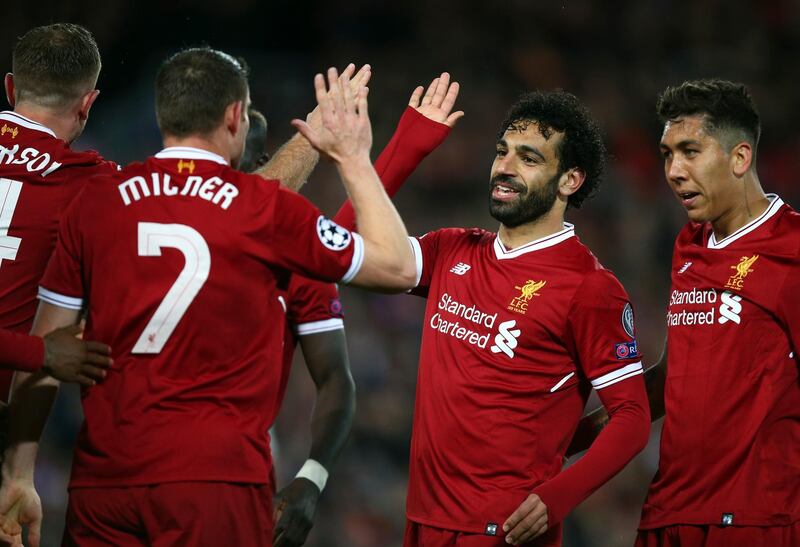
[
  {"xmin": 622, "ymin": 302, "xmax": 635, "ymax": 338},
  {"xmin": 316, "ymin": 216, "xmax": 352, "ymax": 251}
]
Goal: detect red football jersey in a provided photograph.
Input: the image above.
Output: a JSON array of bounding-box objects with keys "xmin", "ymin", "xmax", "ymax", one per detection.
[
  {"xmin": 640, "ymin": 195, "xmax": 800, "ymax": 529},
  {"xmin": 405, "ymin": 225, "xmax": 643, "ymax": 533},
  {"xmin": 0, "ymin": 111, "xmax": 116, "ymax": 393},
  {"xmin": 39, "ymin": 146, "xmax": 363, "ymax": 488}
]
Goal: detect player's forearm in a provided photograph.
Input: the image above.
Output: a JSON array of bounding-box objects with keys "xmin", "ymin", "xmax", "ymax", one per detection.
[
  {"xmin": 255, "ymin": 133, "xmax": 319, "ymax": 192},
  {"xmin": 0, "ymin": 329, "xmax": 44, "ymax": 373},
  {"xmin": 565, "ymin": 406, "xmax": 609, "ymax": 458},
  {"xmin": 2, "ymin": 371, "xmax": 59, "ymax": 481},
  {"xmin": 533, "ymin": 378, "xmax": 650, "ymax": 525},
  {"xmin": 337, "ymin": 155, "xmax": 416, "ymax": 291},
  {"xmin": 308, "ymin": 374, "xmax": 356, "ymax": 468},
  {"xmin": 644, "ymin": 342, "xmax": 668, "ymax": 420}
]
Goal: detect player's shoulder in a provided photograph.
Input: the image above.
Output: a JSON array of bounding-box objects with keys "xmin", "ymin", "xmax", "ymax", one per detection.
[
  {"xmin": 417, "ymin": 226, "xmax": 493, "ymax": 247},
  {"xmin": 565, "ymin": 238, "xmax": 628, "ymax": 294}
]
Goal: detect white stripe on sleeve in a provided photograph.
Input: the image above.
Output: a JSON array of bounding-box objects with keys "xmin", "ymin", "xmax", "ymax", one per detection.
[
  {"xmin": 591, "ymin": 361, "xmax": 643, "ymax": 390},
  {"xmin": 409, "ymin": 237, "xmax": 423, "ymax": 288},
  {"xmin": 340, "ymin": 233, "xmax": 365, "ymax": 284},
  {"xmin": 38, "ymin": 287, "xmax": 84, "ymax": 310},
  {"xmin": 295, "ymin": 318, "xmax": 345, "ymax": 336}
]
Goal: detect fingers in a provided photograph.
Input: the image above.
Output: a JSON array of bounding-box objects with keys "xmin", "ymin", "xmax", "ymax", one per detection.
[
  {"xmin": 313, "ymin": 73, "xmax": 332, "ymax": 127},
  {"xmin": 439, "ymin": 80, "xmax": 460, "ymax": 115},
  {"xmin": 357, "ymin": 86, "xmax": 369, "ymax": 123},
  {"xmin": 290, "ymin": 119, "xmax": 318, "ymax": 148},
  {"xmin": 429, "ymin": 72, "xmax": 450, "ymax": 108},
  {"xmin": 327, "ymin": 67, "xmax": 345, "ymax": 122},
  {"xmin": 27, "ymin": 519, "xmax": 40, "ymax": 547},
  {"xmin": 79, "ymin": 365, "xmax": 107, "ymax": 381},
  {"xmin": 84, "ymin": 351, "xmax": 113, "ymax": 368},
  {"xmin": 445, "ymin": 111, "xmax": 465, "ymax": 128},
  {"xmin": 340, "ymin": 62, "xmax": 356, "ymax": 80},
  {"xmin": 351, "ymin": 63, "xmax": 371, "ymax": 88},
  {"xmin": 84, "ymin": 341, "xmax": 111, "ymax": 356},
  {"xmin": 421, "ymin": 77, "xmax": 439, "ymax": 106},
  {"xmin": 503, "ymin": 494, "xmax": 548, "ymax": 545},
  {"xmin": 408, "ymin": 86, "xmax": 424, "ymax": 108}
]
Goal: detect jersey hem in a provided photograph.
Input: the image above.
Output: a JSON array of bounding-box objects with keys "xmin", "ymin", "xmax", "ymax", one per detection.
[
  {"xmin": 639, "ymin": 508, "xmax": 800, "ymax": 529},
  {"xmin": 405, "ymin": 512, "xmax": 490, "ymax": 535},
  {"xmin": 69, "ymin": 473, "xmax": 271, "ymax": 490}
]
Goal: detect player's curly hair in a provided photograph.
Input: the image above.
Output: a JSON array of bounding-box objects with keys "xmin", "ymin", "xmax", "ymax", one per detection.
[
  {"xmin": 657, "ymin": 79, "xmax": 760, "ymax": 156},
  {"xmin": 497, "ymin": 91, "xmax": 606, "ymax": 209}
]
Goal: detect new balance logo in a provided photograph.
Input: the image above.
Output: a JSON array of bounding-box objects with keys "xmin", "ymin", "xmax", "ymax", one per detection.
[
  {"xmin": 718, "ymin": 290, "xmax": 742, "ymax": 324},
  {"xmin": 450, "ymin": 262, "xmax": 471, "ymax": 275},
  {"xmin": 490, "ymin": 320, "xmax": 521, "ymax": 358},
  {"xmin": 678, "ymin": 262, "xmax": 692, "ymax": 274}
]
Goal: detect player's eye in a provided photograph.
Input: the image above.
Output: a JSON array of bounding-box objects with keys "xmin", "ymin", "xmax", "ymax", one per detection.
[
  {"xmin": 521, "ymin": 155, "xmax": 536, "ymax": 164},
  {"xmin": 661, "ymin": 149, "xmax": 672, "ymax": 160},
  {"xmin": 684, "ymin": 149, "xmax": 699, "ymax": 158}
]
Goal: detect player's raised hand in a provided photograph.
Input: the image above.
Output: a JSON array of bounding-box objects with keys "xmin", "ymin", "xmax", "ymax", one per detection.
[
  {"xmin": 42, "ymin": 324, "xmax": 112, "ymax": 387},
  {"xmin": 292, "ymin": 67, "xmax": 372, "ymax": 164},
  {"xmin": 502, "ymin": 493, "xmax": 548, "ymax": 545},
  {"xmin": 272, "ymin": 478, "xmax": 320, "ymax": 547},
  {"xmin": 0, "ymin": 479, "xmax": 41, "ymax": 547},
  {"xmin": 306, "ymin": 63, "xmax": 371, "ymax": 132},
  {"xmin": 408, "ymin": 72, "xmax": 464, "ymax": 128}
]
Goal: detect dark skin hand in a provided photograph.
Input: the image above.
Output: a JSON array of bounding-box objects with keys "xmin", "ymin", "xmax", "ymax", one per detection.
[{"xmin": 41, "ymin": 324, "xmax": 112, "ymax": 386}]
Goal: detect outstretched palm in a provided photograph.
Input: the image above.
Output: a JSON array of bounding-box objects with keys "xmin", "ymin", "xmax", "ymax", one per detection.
[{"xmin": 408, "ymin": 72, "xmax": 464, "ymax": 127}]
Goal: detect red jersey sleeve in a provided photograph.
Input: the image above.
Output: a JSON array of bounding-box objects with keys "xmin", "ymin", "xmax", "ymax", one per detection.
[
  {"xmin": 408, "ymin": 229, "xmax": 453, "ymax": 296},
  {"xmin": 0, "ymin": 329, "xmax": 43, "ymax": 372},
  {"xmin": 565, "ymin": 269, "xmax": 644, "ymax": 389},
  {"xmin": 261, "ymin": 185, "xmax": 363, "ymax": 284},
  {"xmin": 286, "ymin": 276, "xmax": 344, "ymax": 336},
  {"xmin": 334, "ymin": 107, "xmax": 450, "ymax": 231},
  {"xmin": 38, "ymin": 192, "xmax": 87, "ymax": 310}
]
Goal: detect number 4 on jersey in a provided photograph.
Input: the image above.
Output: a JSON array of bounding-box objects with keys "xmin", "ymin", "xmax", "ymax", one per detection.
[
  {"xmin": 0, "ymin": 178, "xmax": 23, "ymax": 268},
  {"xmin": 132, "ymin": 222, "xmax": 210, "ymax": 354}
]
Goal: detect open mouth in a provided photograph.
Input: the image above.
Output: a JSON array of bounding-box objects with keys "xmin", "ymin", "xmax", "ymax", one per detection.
[
  {"xmin": 677, "ymin": 190, "xmax": 701, "ymax": 207},
  {"xmin": 491, "ymin": 182, "xmax": 522, "ymax": 201}
]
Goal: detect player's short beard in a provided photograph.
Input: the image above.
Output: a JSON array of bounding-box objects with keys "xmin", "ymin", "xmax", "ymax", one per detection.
[{"xmin": 489, "ymin": 171, "xmax": 561, "ymax": 228}]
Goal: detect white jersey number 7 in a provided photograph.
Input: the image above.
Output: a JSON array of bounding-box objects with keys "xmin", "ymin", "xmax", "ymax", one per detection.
[{"xmin": 132, "ymin": 222, "xmax": 210, "ymax": 354}]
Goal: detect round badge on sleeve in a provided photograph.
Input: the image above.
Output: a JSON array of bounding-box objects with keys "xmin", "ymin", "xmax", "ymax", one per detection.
[
  {"xmin": 316, "ymin": 216, "xmax": 352, "ymax": 251},
  {"xmin": 622, "ymin": 303, "xmax": 635, "ymax": 338}
]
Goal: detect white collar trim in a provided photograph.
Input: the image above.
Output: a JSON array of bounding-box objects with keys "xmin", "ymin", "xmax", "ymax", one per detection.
[
  {"xmin": 0, "ymin": 111, "xmax": 57, "ymax": 138},
  {"xmin": 155, "ymin": 146, "xmax": 228, "ymax": 165},
  {"xmin": 493, "ymin": 223, "xmax": 575, "ymax": 259},
  {"xmin": 708, "ymin": 194, "xmax": 783, "ymax": 249}
]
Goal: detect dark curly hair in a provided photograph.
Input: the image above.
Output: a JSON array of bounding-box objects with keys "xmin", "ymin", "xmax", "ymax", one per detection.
[
  {"xmin": 657, "ymin": 79, "xmax": 760, "ymax": 155},
  {"xmin": 497, "ymin": 91, "xmax": 606, "ymax": 209}
]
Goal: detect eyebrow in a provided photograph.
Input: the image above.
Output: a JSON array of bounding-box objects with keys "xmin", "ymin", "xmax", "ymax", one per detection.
[
  {"xmin": 661, "ymin": 138, "xmax": 703, "ymax": 150},
  {"xmin": 497, "ymin": 139, "xmax": 547, "ymax": 161}
]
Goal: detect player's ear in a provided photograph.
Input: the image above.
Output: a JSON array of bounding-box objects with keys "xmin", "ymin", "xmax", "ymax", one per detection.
[
  {"xmin": 78, "ymin": 89, "xmax": 100, "ymax": 122},
  {"xmin": 225, "ymin": 100, "xmax": 244, "ymax": 136},
  {"xmin": 558, "ymin": 167, "xmax": 585, "ymax": 198},
  {"xmin": 730, "ymin": 141, "xmax": 753, "ymax": 178},
  {"xmin": 5, "ymin": 73, "xmax": 16, "ymax": 108}
]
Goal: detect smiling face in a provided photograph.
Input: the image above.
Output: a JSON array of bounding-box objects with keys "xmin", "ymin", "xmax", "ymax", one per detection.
[
  {"xmin": 660, "ymin": 114, "xmax": 741, "ymax": 224},
  {"xmin": 489, "ymin": 121, "xmax": 563, "ymax": 228}
]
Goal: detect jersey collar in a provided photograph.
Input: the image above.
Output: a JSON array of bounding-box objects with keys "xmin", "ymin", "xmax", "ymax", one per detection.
[
  {"xmin": 493, "ymin": 223, "xmax": 575, "ymax": 260},
  {"xmin": 0, "ymin": 111, "xmax": 57, "ymax": 138},
  {"xmin": 707, "ymin": 194, "xmax": 783, "ymax": 249},
  {"xmin": 155, "ymin": 146, "xmax": 228, "ymax": 165}
]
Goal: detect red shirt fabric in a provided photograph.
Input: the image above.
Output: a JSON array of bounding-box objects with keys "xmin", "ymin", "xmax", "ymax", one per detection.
[
  {"xmin": 0, "ymin": 111, "xmax": 116, "ymax": 388},
  {"xmin": 38, "ymin": 146, "xmax": 363, "ymax": 488},
  {"xmin": 640, "ymin": 195, "xmax": 800, "ymax": 529},
  {"xmin": 406, "ymin": 225, "xmax": 646, "ymax": 534}
]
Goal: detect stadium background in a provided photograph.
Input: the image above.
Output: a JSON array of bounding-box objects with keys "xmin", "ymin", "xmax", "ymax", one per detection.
[{"xmin": 5, "ymin": 1, "xmax": 800, "ymax": 545}]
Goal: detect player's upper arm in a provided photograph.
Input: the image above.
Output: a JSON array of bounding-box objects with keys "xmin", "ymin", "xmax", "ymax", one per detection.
[{"xmin": 566, "ymin": 270, "xmax": 644, "ymax": 390}]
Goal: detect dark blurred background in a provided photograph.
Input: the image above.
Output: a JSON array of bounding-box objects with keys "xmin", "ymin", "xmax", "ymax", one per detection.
[{"xmin": 5, "ymin": 1, "xmax": 800, "ymax": 545}]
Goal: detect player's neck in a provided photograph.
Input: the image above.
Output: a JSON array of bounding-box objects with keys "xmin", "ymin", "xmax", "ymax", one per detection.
[
  {"xmin": 12, "ymin": 103, "xmax": 75, "ymax": 143},
  {"xmin": 498, "ymin": 209, "xmax": 566, "ymax": 250},
  {"xmin": 162, "ymin": 135, "xmax": 232, "ymax": 165},
  {"xmin": 711, "ymin": 177, "xmax": 770, "ymax": 240}
]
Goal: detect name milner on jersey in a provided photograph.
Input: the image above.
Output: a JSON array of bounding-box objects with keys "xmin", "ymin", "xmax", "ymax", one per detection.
[{"xmin": 118, "ymin": 173, "xmax": 239, "ymax": 210}]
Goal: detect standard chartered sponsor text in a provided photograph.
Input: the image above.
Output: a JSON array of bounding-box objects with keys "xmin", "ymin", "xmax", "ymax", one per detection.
[{"xmin": 430, "ymin": 293, "xmax": 497, "ymax": 348}]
